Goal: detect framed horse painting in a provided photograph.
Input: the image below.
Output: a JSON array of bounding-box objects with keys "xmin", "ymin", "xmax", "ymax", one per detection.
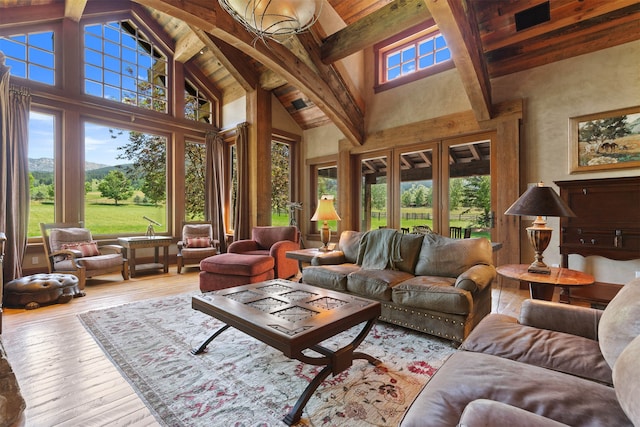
[{"xmin": 569, "ymin": 106, "xmax": 640, "ymax": 173}]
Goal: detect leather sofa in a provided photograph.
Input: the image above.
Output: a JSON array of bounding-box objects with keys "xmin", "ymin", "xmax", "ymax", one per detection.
[
  {"xmin": 400, "ymin": 277, "xmax": 640, "ymax": 427},
  {"xmin": 301, "ymin": 229, "xmax": 496, "ymax": 343}
]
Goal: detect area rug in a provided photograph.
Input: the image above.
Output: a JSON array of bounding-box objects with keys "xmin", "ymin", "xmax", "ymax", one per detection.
[{"xmin": 79, "ymin": 292, "xmax": 455, "ymax": 426}]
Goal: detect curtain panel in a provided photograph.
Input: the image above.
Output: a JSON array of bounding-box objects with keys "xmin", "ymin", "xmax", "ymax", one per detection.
[
  {"xmin": 233, "ymin": 122, "xmax": 250, "ymax": 241},
  {"xmin": 0, "ymin": 53, "xmax": 31, "ymax": 283},
  {"xmin": 205, "ymin": 130, "xmax": 227, "ymax": 253}
]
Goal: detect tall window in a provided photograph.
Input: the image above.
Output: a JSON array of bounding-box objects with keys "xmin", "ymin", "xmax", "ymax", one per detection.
[
  {"xmin": 84, "ymin": 21, "xmax": 168, "ymax": 112},
  {"xmin": 309, "ymin": 163, "xmax": 338, "ymax": 234},
  {"xmin": 271, "ymin": 141, "xmax": 291, "ymax": 226},
  {"xmin": 446, "ymin": 140, "xmax": 491, "ymax": 239},
  {"xmin": 28, "ymin": 111, "xmax": 56, "ymax": 236},
  {"xmin": 399, "ymin": 148, "xmax": 434, "ymax": 232},
  {"xmin": 83, "ymin": 122, "xmax": 167, "ymax": 234},
  {"xmin": 0, "ymin": 31, "xmax": 55, "ymax": 85},
  {"xmin": 375, "ymin": 22, "xmax": 453, "ymax": 92},
  {"xmin": 185, "ymin": 141, "xmax": 206, "ymax": 220},
  {"xmin": 360, "ymin": 155, "xmax": 388, "ymax": 231}
]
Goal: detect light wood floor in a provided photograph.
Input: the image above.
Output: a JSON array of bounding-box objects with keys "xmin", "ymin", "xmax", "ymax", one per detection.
[{"xmin": 1, "ymin": 269, "xmax": 528, "ymax": 427}]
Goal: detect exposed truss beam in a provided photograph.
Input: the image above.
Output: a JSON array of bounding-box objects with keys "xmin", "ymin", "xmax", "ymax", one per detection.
[
  {"xmin": 132, "ymin": 0, "xmax": 364, "ymax": 145},
  {"xmin": 424, "ymin": 0, "xmax": 492, "ymax": 122},
  {"xmin": 321, "ymin": 0, "xmax": 432, "ymax": 64},
  {"xmin": 64, "ymin": 0, "xmax": 87, "ymax": 21},
  {"xmin": 173, "ymin": 30, "xmax": 205, "ymax": 63}
]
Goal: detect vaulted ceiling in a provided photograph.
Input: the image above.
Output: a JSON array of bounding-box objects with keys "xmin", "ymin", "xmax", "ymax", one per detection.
[{"xmin": 1, "ymin": 0, "xmax": 639, "ymax": 146}]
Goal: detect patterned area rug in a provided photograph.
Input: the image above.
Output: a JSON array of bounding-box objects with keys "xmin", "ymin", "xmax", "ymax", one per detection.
[{"xmin": 79, "ymin": 292, "xmax": 455, "ymax": 426}]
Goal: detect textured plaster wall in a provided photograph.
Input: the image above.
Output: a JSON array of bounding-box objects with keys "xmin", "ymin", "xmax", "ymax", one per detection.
[{"xmin": 491, "ymin": 40, "xmax": 640, "ymax": 284}]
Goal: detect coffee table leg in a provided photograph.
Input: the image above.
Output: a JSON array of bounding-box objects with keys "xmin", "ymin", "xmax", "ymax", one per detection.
[
  {"xmin": 283, "ymin": 318, "xmax": 380, "ymax": 425},
  {"xmin": 191, "ymin": 324, "xmax": 231, "ymax": 355}
]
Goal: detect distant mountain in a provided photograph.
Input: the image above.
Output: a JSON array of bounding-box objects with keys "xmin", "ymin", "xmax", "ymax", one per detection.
[{"xmin": 29, "ymin": 158, "xmax": 111, "ymax": 172}]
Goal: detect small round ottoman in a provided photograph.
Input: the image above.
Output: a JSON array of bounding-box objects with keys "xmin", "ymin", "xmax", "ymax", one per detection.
[
  {"xmin": 4, "ymin": 273, "xmax": 85, "ymax": 310},
  {"xmin": 199, "ymin": 253, "xmax": 274, "ymax": 292}
]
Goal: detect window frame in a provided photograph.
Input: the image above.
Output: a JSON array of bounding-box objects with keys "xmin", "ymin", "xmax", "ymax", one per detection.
[
  {"xmin": 374, "ymin": 20, "xmax": 454, "ymax": 93},
  {"xmin": 307, "ymin": 157, "xmax": 338, "ymax": 235}
]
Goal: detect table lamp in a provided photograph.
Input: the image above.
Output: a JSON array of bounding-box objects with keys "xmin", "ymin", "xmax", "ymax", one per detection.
[
  {"xmin": 505, "ymin": 182, "xmax": 576, "ymax": 274},
  {"xmin": 311, "ymin": 195, "xmax": 341, "ymax": 251}
]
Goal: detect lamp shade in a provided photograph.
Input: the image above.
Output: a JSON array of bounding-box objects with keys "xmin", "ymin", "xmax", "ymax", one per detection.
[
  {"xmin": 311, "ymin": 196, "xmax": 341, "ymax": 222},
  {"xmin": 505, "ymin": 183, "xmax": 576, "ymax": 218}
]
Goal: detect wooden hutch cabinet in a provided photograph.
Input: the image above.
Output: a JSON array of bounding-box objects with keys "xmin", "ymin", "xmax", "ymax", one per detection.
[{"xmin": 555, "ymin": 177, "xmax": 640, "ymax": 306}]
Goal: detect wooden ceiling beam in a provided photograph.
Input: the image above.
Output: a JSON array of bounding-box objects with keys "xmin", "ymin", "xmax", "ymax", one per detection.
[
  {"xmin": 64, "ymin": 0, "xmax": 87, "ymax": 21},
  {"xmin": 173, "ymin": 30, "xmax": 205, "ymax": 63},
  {"xmin": 132, "ymin": 0, "xmax": 364, "ymax": 145},
  {"xmin": 424, "ymin": 0, "xmax": 492, "ymax": 122},
  {"xmin": 193, "ymin": 28, "xmax": 259, "ymax": 92},
  {"xmin": 321, "ymin": 0, "xmax": 432, "ymax": 64}
]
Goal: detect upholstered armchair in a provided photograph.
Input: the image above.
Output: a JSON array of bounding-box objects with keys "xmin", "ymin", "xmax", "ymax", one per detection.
[
  {"xmin": 228, "ymin": 226, "xmax": 300, "ymax": 279},
  {"xmin": 176, "ymin": 221, "xmax": 220, "ymax": 274},
  {"xmin": 40, "ymin": 222, "xmax": 129, "ymax": 290}
]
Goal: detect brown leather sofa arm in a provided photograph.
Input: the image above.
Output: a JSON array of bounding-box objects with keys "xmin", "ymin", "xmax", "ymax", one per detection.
[
  {"xmin": 519, "ymin": 299, "xmax": 603, "ymax": 340},
  {"xmin": 311, "ymin": 251, "xmax": 346, "ymax": 266},
  {"xmin": 459, "ymin": 399, "xmax": 570, "ymax": 426},
  {"xmin": 455, "ymin": 264, "xmax": 496, "ymax": 292}
]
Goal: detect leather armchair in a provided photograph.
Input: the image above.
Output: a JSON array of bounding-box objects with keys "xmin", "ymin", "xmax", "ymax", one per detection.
[
  {"xmin": 40, "ymin": 222, "xmax": 129, "ymax": 289},
  {"xmin": 176, "ymin": 221, "xmax": 219, "ymax": 274},
  {"xmin": 228, "ymin": 226, "xmax": 300, "ymax": 279}
]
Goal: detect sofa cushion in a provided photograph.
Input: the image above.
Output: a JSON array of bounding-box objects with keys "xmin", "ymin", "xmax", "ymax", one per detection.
[
  {"xmin": 61, "ymin": 241, "xmax": 100, "ymax": 257},
  {"xmin": 400, "ymin": 351, "xmax": 632, "ymax": 427},
  {"xmin": 338, "ymin": 231, "xmax": 363, "ymax": 263},
  {"xmin": 347, "ymin": 269, "xmax": 414, "ymax": 301},
  {"xmin": 613, "ymin": 334, "xmax": 640, "ymax": 426},
  {"xmin": 185, "ymin": 236, "xmax": 211, "ymax": 248},
  {"xmin": 598, "ymin": 278, "xmax": 640, "ymax": 369},
  {"xmin": 301, "ymin": 264, "xmax": 360, "ymax": 291},
  {"xmin": 414, "ymin": 234, "xmax": 492, "ymax": 278},
  {"xmin": 76, "ymin": 253, "xmax": 124, "ymax": 270},
  {"xmin": 392, "ymin": 275, "xmax": 471, "ymax": 315},
  {"xmin": 395, "ymin": 233, "xmax": 424, "ymax": 273},
  {"xmin": 460, "ymin": 313, "xmax": 613, "ymax": 385}
]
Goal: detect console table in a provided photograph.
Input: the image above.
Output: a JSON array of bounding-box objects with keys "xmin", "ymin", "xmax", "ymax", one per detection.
[
  {"xmin": 555, "ymin": 177, "xmax": 640, "ymax": 306},
  {"xmin": 117, "ymin": 236, "xmax": 173, "ymax": 278}
]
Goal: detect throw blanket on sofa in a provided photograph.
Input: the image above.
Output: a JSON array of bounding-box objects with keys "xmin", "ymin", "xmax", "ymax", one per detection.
[{"xmin": 356, "ymin": 228, "xmax": 403, "ymax": 270}]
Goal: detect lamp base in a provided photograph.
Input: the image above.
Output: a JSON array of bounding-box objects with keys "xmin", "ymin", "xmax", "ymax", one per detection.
[
  {"xmin": 527, "ymin": 263, "xmax": 551, "ymax": 275},
  {"xmin": 317, "ymin": 246, "xmax": 332, "ymax": 252}
]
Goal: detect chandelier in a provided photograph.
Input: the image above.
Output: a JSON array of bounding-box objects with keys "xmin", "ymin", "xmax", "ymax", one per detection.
[{"xmin": 218, "ymin": 0, "xmax": 322, "ymax": 43}]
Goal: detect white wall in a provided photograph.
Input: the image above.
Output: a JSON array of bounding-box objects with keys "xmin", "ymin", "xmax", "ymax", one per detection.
[{"xmin": 492, "ymin": 40, "xmax": 640, "ymax": 284}]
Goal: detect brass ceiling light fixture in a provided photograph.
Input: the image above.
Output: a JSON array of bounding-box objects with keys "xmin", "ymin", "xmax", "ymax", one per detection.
[{"xmin": 218, "ymin": 0, "xmax": 322, "ymax": 44}]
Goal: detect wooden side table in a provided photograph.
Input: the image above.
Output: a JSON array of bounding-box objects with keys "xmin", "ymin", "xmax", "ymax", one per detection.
[
  {"xmin": 286, "ymin": 248, "xmax": 336, "ymax": 272},
  {"xmin": 117, "ymin": 236, "xmax": 173, "ymax": 277},
  {"xmin": 497, "ymin": 264, "xmax": 595, "ymax": 302}
]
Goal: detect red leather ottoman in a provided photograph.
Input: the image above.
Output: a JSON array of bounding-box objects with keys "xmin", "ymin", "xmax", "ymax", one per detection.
[{"xmin": 199, "ymin": 253, "xmax": 275, "ymax": 292}]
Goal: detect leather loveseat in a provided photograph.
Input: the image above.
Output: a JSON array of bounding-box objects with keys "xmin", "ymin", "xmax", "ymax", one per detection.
[
  {"xmin": 301, "ymin": 229, "xmax": 496, "ymax": 343},
  {"xmin": 400, "ymin": 277, "xmax": 640, "ymax": 427}
]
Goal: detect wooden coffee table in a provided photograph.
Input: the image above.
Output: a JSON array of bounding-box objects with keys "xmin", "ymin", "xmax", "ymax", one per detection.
[{"xmin": 191, "ymin": 279, "xmax": 382, "ymax": 425}]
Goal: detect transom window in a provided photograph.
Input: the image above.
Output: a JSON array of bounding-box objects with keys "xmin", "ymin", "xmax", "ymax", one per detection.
[
  {"xmin": 375, "ymin": 22, "xmax": 453, "ymax": 92},
  {"xmin": 0, "ymin": 31, "xmax": 55, "ymax": 85},
  {"xmin": 84, "ymin": 21, "xmax": 168, "ymax": 112}
]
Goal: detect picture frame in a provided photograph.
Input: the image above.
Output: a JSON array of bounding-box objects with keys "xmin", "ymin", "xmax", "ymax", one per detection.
[{"xmin": 569, "ymin": 106, "xmax": 640, "ymax": 173}]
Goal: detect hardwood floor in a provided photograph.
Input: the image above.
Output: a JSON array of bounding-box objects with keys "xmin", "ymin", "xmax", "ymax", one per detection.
[{"xmin": 1, "ymin": 270, "xmax": 528, "ymax": 427}]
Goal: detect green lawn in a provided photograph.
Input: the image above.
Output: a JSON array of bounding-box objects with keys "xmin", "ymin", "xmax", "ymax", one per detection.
[{"xmin": 28, "ymin": 191, "xmax": 167, "ymax": 237}]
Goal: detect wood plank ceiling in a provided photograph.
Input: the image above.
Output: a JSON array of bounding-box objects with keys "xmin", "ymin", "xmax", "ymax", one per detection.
[{"xmin": 1, "ymin": 0, "xmax": 639, "ymax": 141}]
